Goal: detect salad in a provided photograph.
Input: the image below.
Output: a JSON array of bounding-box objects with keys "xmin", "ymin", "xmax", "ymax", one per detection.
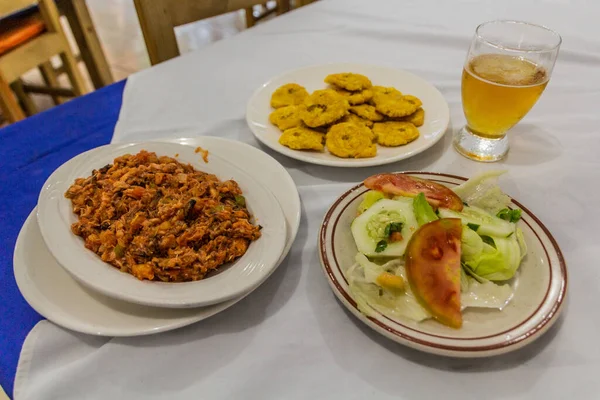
[{"xmin": 346, "ymin": 171, "xmax": 527, "ymax": 329}]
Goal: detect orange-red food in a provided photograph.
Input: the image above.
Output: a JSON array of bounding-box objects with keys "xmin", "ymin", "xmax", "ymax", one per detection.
[
  {"xmin": 64, "ymin": 150, "xmax": 261, "ymax": 282},
  {"xmin": 405, "ymin": 218, "xmax": 463, "ymax": 328},
  {"xmin": 194, "ymin": 146, "xmax": 209, "ymax": 163},
  {"xmin": 364, "ymin": 173, "xmax": 463, "ymax": 211}
]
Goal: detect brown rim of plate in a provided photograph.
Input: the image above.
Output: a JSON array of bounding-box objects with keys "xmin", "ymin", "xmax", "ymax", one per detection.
[{"xmin": 318, "ymin": 171, "xmax": 568, "ymax": 352}]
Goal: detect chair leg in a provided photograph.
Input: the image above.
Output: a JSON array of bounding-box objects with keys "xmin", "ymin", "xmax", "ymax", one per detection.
[
  {"xmin": 39, "ymin": 62, "xmax": 63, "ymax": 105},
  {"xmin": 0, "ymin": 75, "xmax": 26, "ymax": 123},
  {"xmin": 59, "ymin": 51, "xmax": 87, "ymax": 96},
  {"xmin": 11, "ymin": 80, "xmax": 38, "ymax": 116},
  {"xmin": 57, "ymin": 0, "xmax": 114, "ymax": 89}
]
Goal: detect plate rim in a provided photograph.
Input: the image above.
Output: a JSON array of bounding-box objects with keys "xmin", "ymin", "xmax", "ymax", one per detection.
[
  {"xmin": 246, "ymin": 62, "xmax": 450, "ymax": 168},
  {"xmin": 14, "ymin": 137, "xmax": 302, "ymax": 336},
  {"xmin": 35, "ymin": 141, "xmax": 288, "ymax": 308},
  {"xmin": 318, "ymin": 171, "xmax": 568, "ymax": 357},
  {"xmin": 14, "ymin": 209, "xmax": 206, "ymax": 336}
]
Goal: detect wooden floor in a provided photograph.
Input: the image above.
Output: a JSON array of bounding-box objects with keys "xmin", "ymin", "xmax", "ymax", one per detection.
[{"xmin": 1, "ymin": 0, "xmax": 249, "ymax": 126}]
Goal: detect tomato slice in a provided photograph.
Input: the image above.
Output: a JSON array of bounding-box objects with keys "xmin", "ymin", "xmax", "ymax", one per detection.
[
  {"xmin": 363, "ymin": 173, "xmax": 463, "ymax": 211},
  {"xmin": 405, "ymin": 218, "xmax": 463, "ymax": 328}
]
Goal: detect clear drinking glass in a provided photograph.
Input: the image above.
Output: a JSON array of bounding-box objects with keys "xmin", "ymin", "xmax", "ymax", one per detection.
[{"xmin": 454, "ymin": 20, "xmax": 561, "ymax": 162}]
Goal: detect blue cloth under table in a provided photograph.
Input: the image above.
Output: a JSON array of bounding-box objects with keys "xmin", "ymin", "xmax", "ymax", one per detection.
[{"xmin": 0, "ymin": 80, "xmax": 125, "ymax": 397}]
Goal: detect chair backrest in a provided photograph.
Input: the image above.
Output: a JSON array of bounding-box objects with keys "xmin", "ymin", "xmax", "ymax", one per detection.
[
  {"xmin": 134, "ymin": 0, "xmax": 277, "ymax": 65},
  {"xmin": 0, "ymin": 0, "xmax": 37, "ymax": 19},
  {"xmin": 0, "ymin": 0, "xmax": 61, "ymax": 34},
  {"xmin": 0, "ymin": 0, "xmax": 66, "ymax": 82}
]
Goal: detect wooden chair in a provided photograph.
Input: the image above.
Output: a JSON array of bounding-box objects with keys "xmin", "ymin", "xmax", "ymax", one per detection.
[
  {"xmin": 294, "ymin": 0, "xmax": 318, "ymax": 7},
  {"xmin": 0, "ymin": 0, "xmax": 87, "ymax": 123},
  {"xmin": 56, "ymin": 0, "xmax": 113, "ymax": 89},
  {"xmin": 133, "ymin": 0, "xmax": 291, "ymax": 65}
]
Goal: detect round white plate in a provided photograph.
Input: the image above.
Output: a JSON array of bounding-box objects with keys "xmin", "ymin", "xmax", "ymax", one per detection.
[
  {"xmin": 14, "ymin": 137, "xmax": 301, "ymax": 336},
  {"xmin": 37, "ymin": 141, "xmax": 287, "ymax": 308},
  {"xmin": 319, "ymin": 172, "xmax": 567, "ymax": 357},
  {"xmin": 246, "ymin": 63, "xmax": 450, "ymax": 168}
]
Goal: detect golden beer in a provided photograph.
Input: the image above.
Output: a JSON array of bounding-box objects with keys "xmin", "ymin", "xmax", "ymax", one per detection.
[{"xmin": 462, "ymin": 54, "xmax": 548, "ymax": 139}]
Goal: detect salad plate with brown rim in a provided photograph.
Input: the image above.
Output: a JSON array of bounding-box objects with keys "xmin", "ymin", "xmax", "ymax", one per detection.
[{"xmin": 318, "ymin": 171, "xmax": 567, "ymax": 357}]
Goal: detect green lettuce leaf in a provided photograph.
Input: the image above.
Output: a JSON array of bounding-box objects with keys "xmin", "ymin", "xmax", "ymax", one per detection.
[
  {"xmin": 516, "ymin": 227, "xmax": 527, "ymax": 260},
  {"xmin": 462, "ymin": 262, "xmax": 486, "ymax": 283},
  {"xmin": 347, "ymin": 254, "xmax": 430, "ymax": 322},
  {"xmin": 438, "ymin": 206, "xmax": 515, "ymax": 238},
  {"xmin": 461, "ymin": 227, "xmax": 484, "ymax": 263},
  {"xmin": 460, "ymin": 265, "xmax": 470, "ymax": 292},
  {"xmin": 355, "ymin": 253, "xmax": 384, "ymax": 284},
  {"xmin": 357, "ymin": 190, "xmax": 385, "ymax": 214},
  {"xmin": 461, "ymin": 276, "xmax": 513, "ymax": 310},
  {"xmin": 413, "ymin": 192, "xmax": 438, "ymax": 226},
  {"xmin": 464, "ymin": 236, "xmax": 521, "ymax": 281},
  {"xmin": 350, "ymin": 280, "xmax": 431, "ymax": 321},
  {"xmin": 452, "ymin": 170, "xmax": 511, "ymax": 214}
]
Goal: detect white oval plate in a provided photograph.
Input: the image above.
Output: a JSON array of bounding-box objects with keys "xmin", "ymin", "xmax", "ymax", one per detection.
[
  {"xmin": 246, "ymin": 63, "xmax": 450, "ymax": 168},
  {"xmin": 319, "ymin": 172, "xmax": 567, "ymax": 357},
  {"xmin": 14, "ymin": 137, "xmax": 301, "ymax": 336},
  {"xmin": 37, "ymin": 141, "xmax": 287, "ymax": 308}
]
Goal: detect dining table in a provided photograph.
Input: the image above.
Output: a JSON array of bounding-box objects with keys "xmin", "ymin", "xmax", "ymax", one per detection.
[{"xmin": 1, "ymin": 0, "xmax": 600, "ymax": 399}]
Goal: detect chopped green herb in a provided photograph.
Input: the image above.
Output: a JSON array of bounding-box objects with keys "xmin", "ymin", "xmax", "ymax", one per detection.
[
  {"xmin": 391, "ymin": 222, "xmax": 403, "ymax": 232},
  {"xmin": 384, "ymin": 222, "xmax": 403, "ymax": 236},
  {"xmin": 496, "ymin": 208, "xmax": 522, "ymax": 223},
  {"xmin": 496, "ymin": 208, "xmax": 510, "ymax": 220},
  {"xmin": 507, "ymin": 231, "xmax": 514, "ymax": 238},
  {"xmin": 114, "ymin": 244, "xmax": 125, "ymax": 258},
  {"xmin": 375, "ymin": 240, "xmax": 388, "ymax": 253},
  {"xmin": 467, "ymin": 223, "xmax": 480, "ymax": 231},
  {"xmin": 234, "ymin": 195, "xmax": 246, "ymax": 207},
  {"xmin": 510, "ymin": 209, "xmax": 522, "ymax": 222},
  {"xmin": 462, "ymin": 201, "xmax": 469, "ymax": 206},
  {"xmin": 481, "ymin": 235, "xmax": 496, "ymax": 249}
]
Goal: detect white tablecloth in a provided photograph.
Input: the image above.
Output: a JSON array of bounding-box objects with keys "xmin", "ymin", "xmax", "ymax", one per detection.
[{"xmin": 15, "ymin": 0, "xmax": 600, "ymax": 398}]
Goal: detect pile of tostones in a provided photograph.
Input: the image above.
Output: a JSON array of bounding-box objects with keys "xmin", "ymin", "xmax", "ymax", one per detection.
[{"xmin": 269, "ymin": 73, "xmax": 425, "ymax": 159}]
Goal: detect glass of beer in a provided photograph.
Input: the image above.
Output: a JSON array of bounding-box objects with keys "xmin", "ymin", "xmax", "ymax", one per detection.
[{"xmin": 454, "ymin": 21, "xmax": 561, "ymax": 162}]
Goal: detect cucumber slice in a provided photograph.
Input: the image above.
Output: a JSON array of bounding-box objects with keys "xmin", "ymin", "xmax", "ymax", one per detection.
[
  {"xmin": 351, "ymin": 198, "xmax": 418, "ymax": 257},
  {"xmin": 438, "ymin": 205, "xmax": 515, "ymax": 238}
]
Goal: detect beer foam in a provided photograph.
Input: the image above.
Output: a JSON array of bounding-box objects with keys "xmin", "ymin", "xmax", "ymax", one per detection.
[{"xmin": 469, "ymin": 54, "xmax": 547, "ymax": 86}]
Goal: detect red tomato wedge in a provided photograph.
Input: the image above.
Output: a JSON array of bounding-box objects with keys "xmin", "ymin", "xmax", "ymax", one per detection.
[
  {"xmin": 405, "ymin": 218, "xmax": 463, "ymax": 329},
  {"xmin": 364, "ymin": 173, "xmax": 463, "ymax": 211}
]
